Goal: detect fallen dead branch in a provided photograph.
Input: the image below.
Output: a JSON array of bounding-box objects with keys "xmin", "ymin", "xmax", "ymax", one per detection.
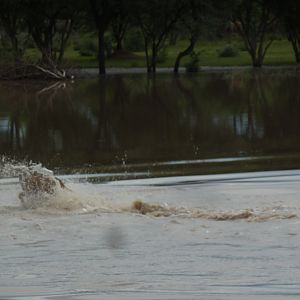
[{"xmin": 0, "ymin": 62, "xmax": 70, "ymax": 80}]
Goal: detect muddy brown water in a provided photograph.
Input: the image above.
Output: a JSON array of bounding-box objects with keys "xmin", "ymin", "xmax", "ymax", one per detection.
[
  {"xmin": 1, "ymin": 70, "xmax": 300, "ymax": 299},
  {"xmin": 1, "ymin": 69, "xmax": 300, "ymax": 178}
]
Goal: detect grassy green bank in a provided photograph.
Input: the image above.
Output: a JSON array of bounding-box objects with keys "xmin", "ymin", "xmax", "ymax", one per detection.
[
  {"xmin": 61, "ymin": 39, "xmax": 297, "ymax": 68},
  {"xmin": 17, "ymin": 38, "xmax": 299, "ymax": 69}
]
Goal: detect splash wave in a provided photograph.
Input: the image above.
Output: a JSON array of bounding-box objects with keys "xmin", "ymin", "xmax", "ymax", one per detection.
[
  {"xmin": 0, "ymin": 158, "xmax": 298, "ymax": 221},
  {"xmin": 0, "ymin": 185, "xmax": 297, "ymax": 221},
  {"xmin": 129, "ymin": 200, "xmax": 297, "ymax": 221}
]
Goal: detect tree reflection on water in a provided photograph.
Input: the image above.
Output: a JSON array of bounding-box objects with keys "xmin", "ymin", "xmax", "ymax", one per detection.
[{"xmin": 1, "ymin": 70, "xmax": 300, "ymax": 175}]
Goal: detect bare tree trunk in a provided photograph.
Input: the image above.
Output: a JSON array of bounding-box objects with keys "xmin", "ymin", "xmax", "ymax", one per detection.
[
  {"xmin": 98, "ymin": 29, "xmax": 106, "ymax": 75},
  {"xmin": 253, "ymin": 55, "xmax": 263, "ymax": 67},
  {"xmin": 151, "ymin": 42, "xmax": 157, "ymax": 73},
  {"xmin": 113, "ymin": 21, "xmax": 127, "ymax": 52},
  {"xmin": 174, "ymin": 37, "xmax": 196, "ymax": 73},
  {"xmin": 58, "ymin": 19, "xmax": 73, "ymax": 64},
  {"xmin": 89, "ymin": 0, "xmax": 110, "ymax": 76},
  {"xmin": 144, "ymin": 38, "xmax": 152, "ymax": 73},
  {"xmin": 9, "ymin": 36, "xmax": 22, "ymax": 64},
  {"xmin": 41, "ymin": 48, "xmax": 53, "ymax": 66},
  {"xmin": 233, "ymin": 7, "xmax": 276, "ymax": 69},
  {"xmin": 116, "ymin": 37, "xmax": 123, "ymax": 51},
  {"xmin": 288, "ymin": 33, "xmax": 300, "ymax": 63}
]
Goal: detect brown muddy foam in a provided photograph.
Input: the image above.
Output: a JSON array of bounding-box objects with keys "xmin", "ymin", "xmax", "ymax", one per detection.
[
  {"xmin": 3, "ymin": 159, "xmax": 298, "ymax": 221},
  {"xmin": 4, "ymin": 174, "xmax": 297, "ymax": 222},
  {"xmin": 129, "ymin": 200, "xmax": 297, "ymax": 221},
  {"xmin": 3, "ymin": 192, "xmax": 297, "ymax": 221}
]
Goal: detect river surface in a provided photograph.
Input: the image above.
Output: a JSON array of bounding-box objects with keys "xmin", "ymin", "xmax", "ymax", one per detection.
[
  {"xmin": 0, "ymin": 170, "xmax": 300, "ymax": 299},
  {"xmin": 1, "ymin": 69, "xmax": 300, "ymax": 176},
  {"xmin": 1, "ymin": 70, "xmax": 300, "ymax": 299}
]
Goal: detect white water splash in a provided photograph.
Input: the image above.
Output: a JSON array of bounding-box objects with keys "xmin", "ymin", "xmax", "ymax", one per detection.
[
  {"xmin": 0, "ymin": 156, "xmax": 40, "ymax": 178},
  {"xmin": 0, "ymin": 158, "xmax": 299, "ymax": 222}
]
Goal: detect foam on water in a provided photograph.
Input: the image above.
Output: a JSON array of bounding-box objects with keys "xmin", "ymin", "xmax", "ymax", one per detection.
[
  {"xmin": 1, "ymin": 161, "xmax": 300, "ymax": 299},
  {"xmin": 0, "ymin": 179, "xmax": 297, "ymax": 222},
  {"xmin": 0, "ymin": 158, "xmax": 299, "ymax": 221},
  {"xmin": 129, "ymin": 200, "xmax": 297, "ymax": 221}
]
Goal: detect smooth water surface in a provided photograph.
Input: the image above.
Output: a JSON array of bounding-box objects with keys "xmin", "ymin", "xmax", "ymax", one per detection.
[{"xmin": 1, "ymin": 69, "xmax": 300, "ymax": 177}]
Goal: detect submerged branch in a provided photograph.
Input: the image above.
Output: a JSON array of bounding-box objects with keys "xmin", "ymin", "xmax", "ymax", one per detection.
[{"xmin": 0, "ymin": 62, "xmax": 69, "ymax": 80}]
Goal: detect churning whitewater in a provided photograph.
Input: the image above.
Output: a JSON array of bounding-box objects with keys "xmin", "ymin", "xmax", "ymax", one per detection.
[{"xmin": 0, "ymin": 160, "xmax": 298, "ymax": 221}]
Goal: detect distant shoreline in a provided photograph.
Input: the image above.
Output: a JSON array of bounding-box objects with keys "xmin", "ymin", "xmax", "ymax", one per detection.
[
  {"xmin": 0, "ymin": 65, "xmax": 299, "ymax": 81},
  {"xmin": 72, "ymin": 65, "xmax": 300, "ymax": 78}
]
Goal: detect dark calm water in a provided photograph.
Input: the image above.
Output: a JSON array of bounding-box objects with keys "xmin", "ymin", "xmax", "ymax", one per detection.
[
  {"xmin": 1, "ymin": 70, "xmax": 300, "ymax": 300},
  {"xmin": 1, "ymin": 69, "xmax": 300, "ymax": 178}
]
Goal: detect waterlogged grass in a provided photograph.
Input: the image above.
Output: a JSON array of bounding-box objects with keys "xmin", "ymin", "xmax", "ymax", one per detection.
[{"xmin": 22, "ymin": 38, "xmax": 296, "ymax": 68}]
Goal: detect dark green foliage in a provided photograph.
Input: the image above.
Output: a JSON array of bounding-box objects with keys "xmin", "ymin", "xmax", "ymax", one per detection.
[
  {"xmin": 77, "ymin": 39, "xmax": 98, "ymax": 57},
  {"xmin": 133, "ymin": 0, "xmax": 187, "ymax": 72},
  {"xmin": 236, "ymin": 42, "xmax": 247, "ymax": 52},
  {"xmin": 24, "ymin": 0, "xmax": 77, "ymax": 65},
  {"xmin": 124, "ymin": 30, "xmax": 144, "ymax": 52},
  {"xmin": 218, "ymin": 44, "xmax": 239, "ymax": 57},
  {"xmin": 281, "ymin": 0, "xmax": 300, "ymax": 62},
  {"xmin": 0, "ymin": 0, "xmax": 27, "ymax": 62},
  {"xmin": 0, "ymin": 0, "xmax": 300, "ymax": 73},
  {"xmin": 156, "ymin": 47, "xmax": 168, "ymax": 63},
  {"xmin": 104, "ymin": 34, "xmax": 113, "ymax": 57},
  {"xmin": 25, "ymin": 36, "xmax": 35, "ymax": 49},
  {"xmin": 0, "ymin": 47, "xmax": 12, "ymax": 60},
  {"xmin": 231, "ymin": 0, "xmax": 281, "ymax": 67},
  {"xmin": 75, "ymin": 34, "xmax": 113, "ymax": 58}
]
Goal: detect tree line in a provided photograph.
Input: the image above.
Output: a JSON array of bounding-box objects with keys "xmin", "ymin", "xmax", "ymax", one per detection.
[{"xmin": 0, "ymin": 0, "xmax": 299, "ymax": 77}]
